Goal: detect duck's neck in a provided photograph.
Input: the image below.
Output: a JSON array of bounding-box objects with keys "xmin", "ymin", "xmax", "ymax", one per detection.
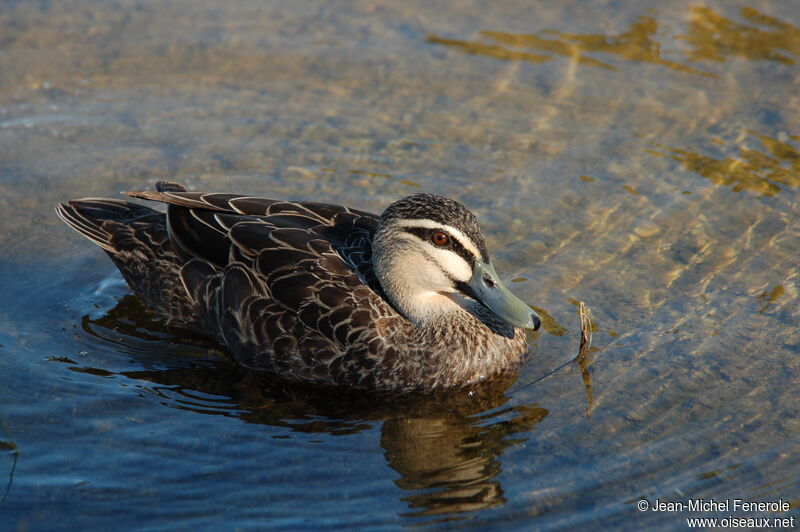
[{"xmin": 395, "ymin": 298, "xmax": 525, "ymax": 389}]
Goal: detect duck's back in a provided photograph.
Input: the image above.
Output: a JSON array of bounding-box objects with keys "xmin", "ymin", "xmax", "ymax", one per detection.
[{"xmin": 57, "ymin": 181, "xmax": 406, "ymax": 388}]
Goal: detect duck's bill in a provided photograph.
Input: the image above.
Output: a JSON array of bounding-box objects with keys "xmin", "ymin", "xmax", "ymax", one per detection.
[{"xmin": 462, "ymin": 259, "xmax": 541, "ymax": 330}]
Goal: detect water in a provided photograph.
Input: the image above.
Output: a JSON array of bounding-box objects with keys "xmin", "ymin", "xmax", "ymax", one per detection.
[{"xmin": 1, "ymin": 1, "xmax": 799, "ymax": 529}]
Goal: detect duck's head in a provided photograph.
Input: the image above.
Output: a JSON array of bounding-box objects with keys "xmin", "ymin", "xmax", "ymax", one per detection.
[{"xmin": 372, "ymin": 193, "xmax": 541, "ymax": 331}]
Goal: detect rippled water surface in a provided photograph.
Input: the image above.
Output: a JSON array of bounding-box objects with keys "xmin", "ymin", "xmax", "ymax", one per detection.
[{"xmin": 1, "ymin": 1, "xmax": 799, "ymax": 530}]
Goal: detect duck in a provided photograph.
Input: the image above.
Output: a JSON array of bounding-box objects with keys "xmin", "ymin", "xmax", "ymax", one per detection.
[{"xmin": 56, "ymin": 181, "xmax": 541, "ymax": 392}]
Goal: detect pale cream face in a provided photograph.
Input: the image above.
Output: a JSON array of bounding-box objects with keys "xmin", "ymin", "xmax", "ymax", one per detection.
[{"xmin": 372, "ymin": 219, "xmax": 479, "ymax": 324}]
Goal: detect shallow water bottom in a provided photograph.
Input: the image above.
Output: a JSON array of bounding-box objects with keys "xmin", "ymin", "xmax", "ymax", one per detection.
[{"xmin": 1, "ymin": 0, "xmax": 799, "ymax": 529}]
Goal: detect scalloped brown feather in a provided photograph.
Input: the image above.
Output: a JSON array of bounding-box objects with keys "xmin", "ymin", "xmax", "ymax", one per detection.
[{"xmin": 57, "ymin": 182, "xmax": 528, "ymax": 391}]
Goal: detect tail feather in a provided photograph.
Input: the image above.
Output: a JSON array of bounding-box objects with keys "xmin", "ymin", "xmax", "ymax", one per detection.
[
  {"xmin": 56, "ymin": 194, "xmax": 198, "ymax": 321},
  {"xmin": 56, "ymin": 199, "xmax": 160, "ymax": 253}
]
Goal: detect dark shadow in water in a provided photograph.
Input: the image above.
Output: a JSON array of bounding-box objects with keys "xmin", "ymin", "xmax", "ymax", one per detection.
[
  {"xmin": 649, "ymin": 130, "xmax": 800, "ymax": 196},
  {"xmin": 428, "ymin": 7, "xmax": 800, "ymax": 77},
  {"xmin": 68, "ymin": 295, "xmax": 549, "ymax": 525}
]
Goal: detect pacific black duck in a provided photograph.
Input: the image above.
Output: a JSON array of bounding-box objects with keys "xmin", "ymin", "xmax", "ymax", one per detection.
[{"xmin": 57, "ymin": 182, "xmax": 541, "ymax": 392}]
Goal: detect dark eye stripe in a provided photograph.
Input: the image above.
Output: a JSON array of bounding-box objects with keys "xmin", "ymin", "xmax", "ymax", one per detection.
[{"xmin": 403, "ymin": 227, "xmax": 476, "ymax": 268}]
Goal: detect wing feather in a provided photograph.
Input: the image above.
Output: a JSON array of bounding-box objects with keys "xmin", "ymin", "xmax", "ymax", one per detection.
[{"xmin": 109, "ymin": 182, "xmax": 401, "ymax": 384}]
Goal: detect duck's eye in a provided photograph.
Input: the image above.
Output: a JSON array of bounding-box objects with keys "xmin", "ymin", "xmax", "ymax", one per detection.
[{"xmin": 431, "ymin": 232, "xmax": 449, "ymax": 246}]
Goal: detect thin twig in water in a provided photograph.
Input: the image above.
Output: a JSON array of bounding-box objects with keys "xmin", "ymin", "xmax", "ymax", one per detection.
[
  {"xmin": 575, "ymin": 302, "xmax": 594, "ymax": 416},
  {"xmin": 578, "ymin": 301, "xmax": 592, "ymax": 354}
]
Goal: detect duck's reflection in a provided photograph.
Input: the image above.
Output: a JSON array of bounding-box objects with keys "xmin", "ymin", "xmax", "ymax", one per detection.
[
  {"xmin": 74, "ymin": 295, "xmax": 548, "ymax": 523},
  {"xmin": 384, "ymin": 404, "xmax": 547, "ymax": 519}
]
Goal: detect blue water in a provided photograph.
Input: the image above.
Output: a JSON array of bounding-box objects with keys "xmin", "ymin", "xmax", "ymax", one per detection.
[{"xmin": 1, "ymin": 1, "xmax": 799, "ymax": 530}]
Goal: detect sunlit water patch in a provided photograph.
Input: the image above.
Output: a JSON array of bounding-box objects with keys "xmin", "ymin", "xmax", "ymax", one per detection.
[{"xmin": 1, "ymin": 0, "xmax": 799, "ymax": 530}]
